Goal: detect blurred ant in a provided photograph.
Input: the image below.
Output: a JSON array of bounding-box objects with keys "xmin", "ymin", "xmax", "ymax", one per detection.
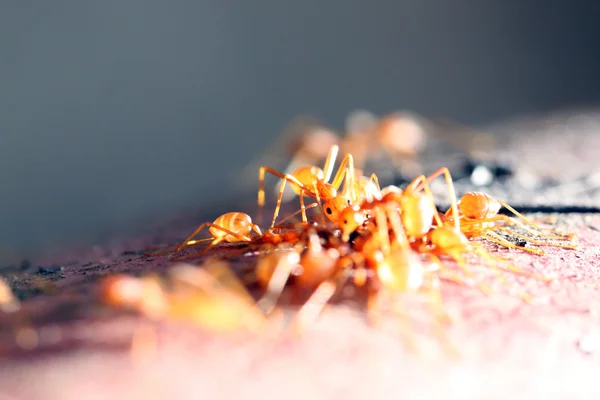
[
  {"xmin": 254, "ymin": 226, "xmax": 350, "ymax": 318},
  {"xmin": 341, "ymin": 202, "xmax": 456, "ymax": 354},
  {"xmin": 0, "ymin": 277, "xmax": 19, "ymax": 312},
  {"xmin": 101, "ymin": 261, "xmax": 268, "ymax": 333}
]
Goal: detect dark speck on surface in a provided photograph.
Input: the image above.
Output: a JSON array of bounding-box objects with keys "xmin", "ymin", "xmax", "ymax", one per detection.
[
  {"xmin": 121, "ymin": 250, "xmax": 143, "ymax": 256},
  {"xmin": 515, "ymin": 239, "xmax": 528, "ymax": 247},
  {"xmin": 37, "ymin": 266, "xmax": 64, "ymax": 276}
]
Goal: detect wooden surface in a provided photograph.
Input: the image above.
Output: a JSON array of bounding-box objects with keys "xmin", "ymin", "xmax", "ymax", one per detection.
[{"xmin": 1, "ymin": 109, "xmax": 600, "ymax": 400}]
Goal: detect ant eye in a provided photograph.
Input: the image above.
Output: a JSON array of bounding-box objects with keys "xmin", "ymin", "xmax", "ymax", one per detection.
[
  {"xmin": 343, "ymin": 219, "xmax": 348, "ymax": 224},
  {"xmin": 326, "ymin": 207, "xmax": 332, "ymax": 214}
]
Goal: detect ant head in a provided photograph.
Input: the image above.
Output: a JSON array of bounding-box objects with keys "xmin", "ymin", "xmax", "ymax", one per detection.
[
  {"xmin": 322, "ymin": 196, "xmax": 351, "ymax": 223},
  {"xmin": 339, "ymin": 205, "xmax": 367, "ymax": 241}
]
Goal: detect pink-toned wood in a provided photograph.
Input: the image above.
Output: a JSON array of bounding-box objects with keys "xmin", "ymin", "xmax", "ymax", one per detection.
[{"xmin": 0, "ymin": 212, "xmax": 597, "ymax": 399}]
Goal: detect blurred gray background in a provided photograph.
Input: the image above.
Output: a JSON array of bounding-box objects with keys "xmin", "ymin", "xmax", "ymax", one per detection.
[{"xmin": 2, "ymin": 1, "xmax": 600, "ymax": 259}]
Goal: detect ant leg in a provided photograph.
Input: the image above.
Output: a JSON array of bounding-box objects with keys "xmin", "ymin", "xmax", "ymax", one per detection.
[
  {"xmin": 268, "ymin": 202, "xmax": 320, "ymax": 230},
  {"xmin": 361, "ymin": 173, "xmax": 382, "ymax": 202},
  {"xmin": 459, "ymin": 217, "xmax": 576, "ymax": 250},
  {"xmin": 177, "ymin": 223, "xmax": 250, "ymax": 252},
  {"xmin": 438, "ymin": 252, "xmax": 495, "ymax": 296},
  {"xmin": 421, "ymin": 273, "xmax": 459, "ymax": 358},
  {"xmin": 495, "ymin": 199, "xmax": 575, "ymax": 239},
  {"xmin": 181, "ymin": 237, "xmax": 214, "ymax": 247},
  {"xmin": 196, "ymin": 237, "xmax": 228, "ymax": 257},
  {"xmin": 257, "ymin": 257, "xmax": 295, "ymax": 315},
  {"xmin": 467, "ymin": 213, "xmax": 576, "ymax": 241},
  {"xmin": 453, "ymin": 248, "xmax": 535, "ymax": 303},
  {"xmin": 369, "ymin": 173, "xmax": 381, "ymax": 191},
  {"xmin": 292, "ymin": 280, "xmax": 338, "ymax": 333},
  {"xmin": 374, "ymin": 206, "xmax": 391, "ymax": 255},
  {"xmin": 493, "ymin": 227, "xmax": 578, "ymax": 250},
  {"xmin": 407, "ymin": 175, "xmax": 444, "ymax": 227},
  {"xmin": 413, "ymin": 167, "xmax": 460, "ymax": 231},
  {"xmin": 445, "ymin": 252, "xmax": 476, "ymax": 279},
  {"xmin": 322, "ymin": 144, "xmax": 340, "ymax": 183},
  {"xmin": 368, "ymin": 173, "xmax": 382, "ymax": 193},
  {"xmin": 313, "ymin": 184, "xmax": 327, "ymax": 225},
  {"xmin": 475, "ymin": 229, "xmax": 547, "ymax": 256},
  {"xmin": 474, "ymin": 248, "xmax": 542, "ymax": 302},
  {"xmin": 258, "ymin": 166, "xmax": 312, "ymax": 206},
  {"xmin": 176, "ymin": 223, "xmax": 210, "ymax": 252},
  {"xmin": 266, "ymin": 170, "xmax": 314, "ymax": 229},
  {"xmin": 385, "ymin": 203, "xmax": 410, "ymax": 252},
  {"xmin": 331, "ymin": 154, "xmax": 357, "ymax": 203},
  {"xmin": 299, "ymin": 192, "xmax": 307, "ymax": 223},
  {"xmin": 172, "ymin": 224, "xmax": 252, "ymax": 261},
  {"xmin": 144, "ymin": 242, "xmax": 195, "ymax": 257},
  {"xmin": 425, "ymin": 254, "xmax": 472, "ymax": 288}
]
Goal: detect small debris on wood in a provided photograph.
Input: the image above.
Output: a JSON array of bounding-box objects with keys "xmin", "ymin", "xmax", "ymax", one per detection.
[{"xmin": 37, "ymin": 266, "xmax": 64, "ymax": 276}]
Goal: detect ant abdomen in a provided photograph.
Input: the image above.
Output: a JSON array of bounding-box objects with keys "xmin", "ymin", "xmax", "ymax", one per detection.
[
  {"xmin": 210, "ymin": 212, "xmax": 257, "ymax": 241},
  {"xmin": 458, "ymin": 192, "xmax": 500, "ymax": 219}
]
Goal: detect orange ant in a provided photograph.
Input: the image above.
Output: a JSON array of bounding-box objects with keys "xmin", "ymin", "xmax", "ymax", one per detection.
[
  {"xmin": 342, "ymin": 201, "xmax": 456, "ymax": 353},
  {"xmin": 258, "ymin": 144, "xmax": 360, "ymax": 228},
  {"xmin": 100, "ymin": 261, "xmax": 268, "ymax": 333},
  {"xmin": 147, "ymin": 202, "xmax": 322, "ymax": 258},
  {"xmin": 280, "ymin": 110, "xmax": 427, "ymax": 177},
  {"xmin": 320, "ymin": 171, "xmax": 382, "ymax": 224},
  {"xmin": 253, "ymin": 224, "xmax": 368, "ymax": 331},
  {"xmin": 336, "ymin": 171, "xmax": 544, "ymax": 301},
  {"xmin": 255, "ymin": 227, "xmax": 349, "ymax": 317},
  {"xmin": 444, "ymin": 191, "xmax": 578, "ymax": 255},
  {"xmin": 336, "ymin": 167, "xmax": 461, "ymax": 243},
  {"xmin": 259, "ymin": 200, "xmax": 448, "ymax": 339},
  {"xmin": 175, "ymin": 212, "xmax": 263, "ymax": 254},
  {"xmin": 420, "ymin": 225, "xmax": 551, "ymax": 303}
]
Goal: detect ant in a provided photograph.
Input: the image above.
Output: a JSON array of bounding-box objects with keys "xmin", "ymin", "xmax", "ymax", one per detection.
[
  {"xmin": 341, "ymin": 202, "xmax": 457, "ymax": 354},
  {"xmin": 335, "ymin": 166, "xmax": 460, "ymax": 243},
  {"xmin": 281, "ymin": 110, "xmax": 427, "ymax": 179},
  {"xmin": 255, "ymin": 226, "xmax": 350, "ymax": 317},
  {"xmin": 258, "ymin": 144, "xmax": 360, "ymax": 229},
  {"xmin": 336, "ymin": 169, "xmax": 543, "ymax": 302},
  {"xmin": 148, "ymin": 203, "xmax": 321, "ymax": 258},
  {"xmin": 320, "ymin": 171, "xmax": 382, "ymax": 224},
  {"xmin": 253, "ymin": 224, "xmax": 376, "ymax": 332},
  {"xmin": 444, "ymin": 191, "xmax": 578, "ymax": 255},
  {"xmin": 420, "ymin": 225, "xmax": 549, "ymax": 303},
  {"xmin": 100, "ymin": 261, "xmax": 268, "ymax": 333}
]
